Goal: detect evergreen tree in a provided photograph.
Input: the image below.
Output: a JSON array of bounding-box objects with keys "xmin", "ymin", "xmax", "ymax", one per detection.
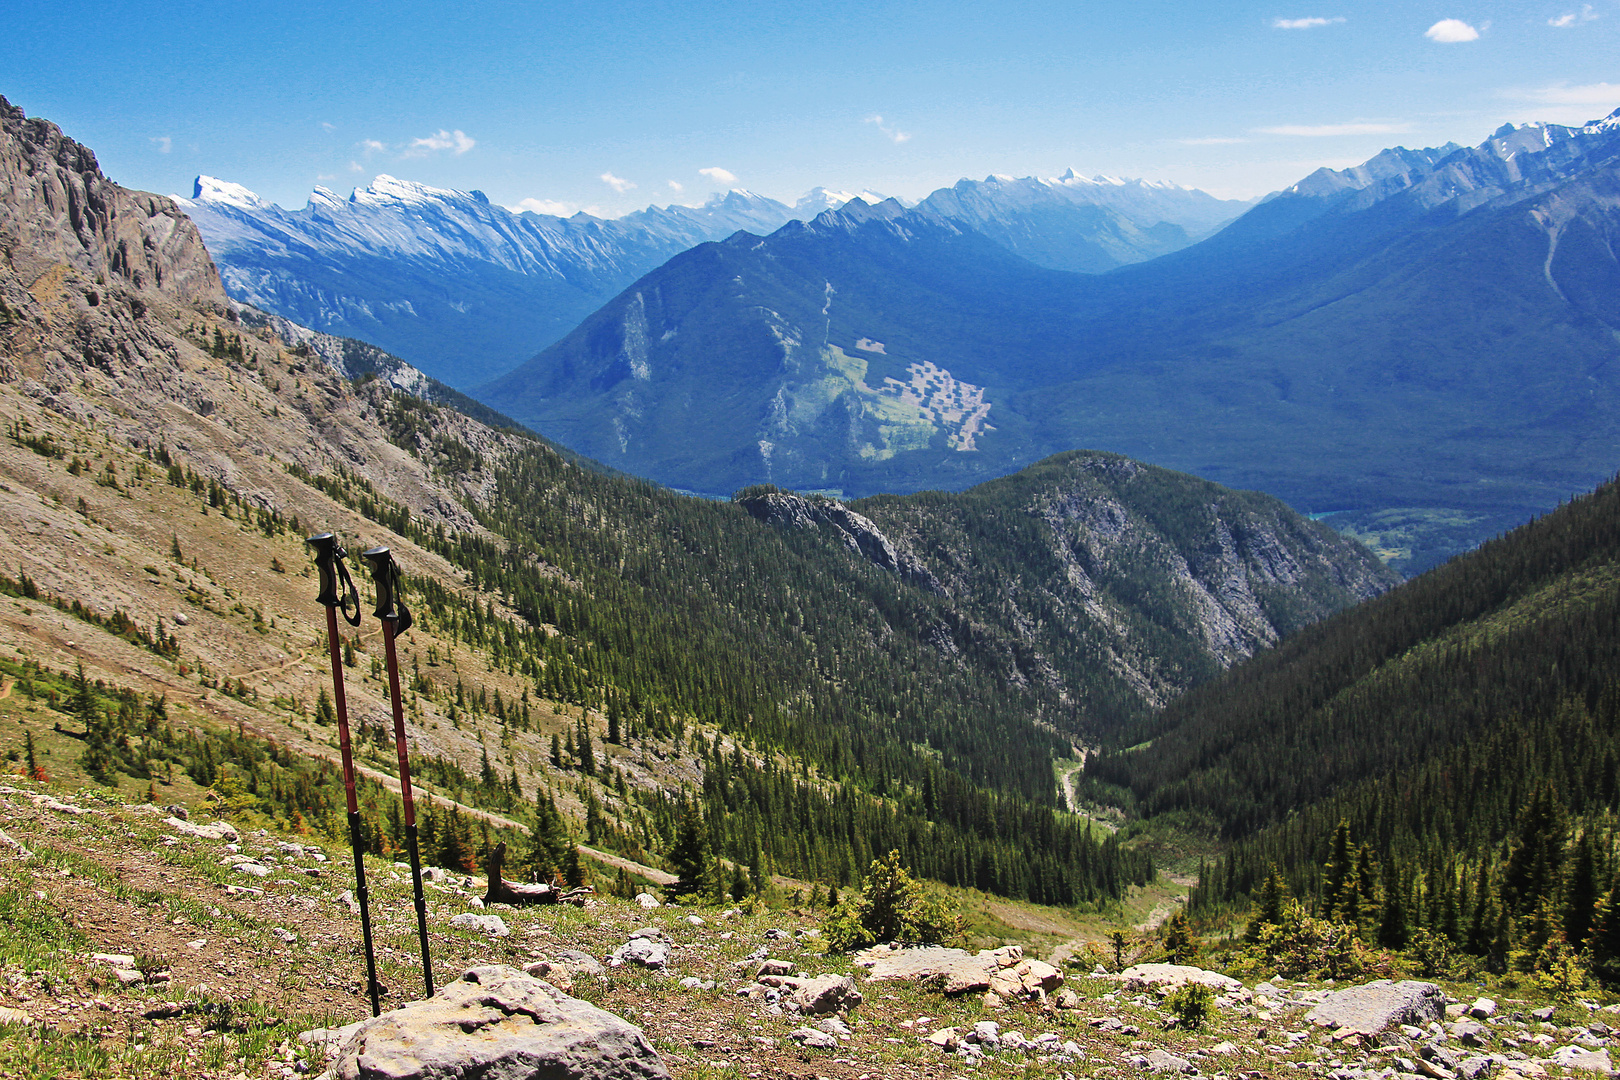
[
  {"xmin": 1320, "ymin": 820, "xmax": 1353, "ymax": 918},
  {"xmin": 1377, "ymin": 863, "xmax": 1409, "ymax": 950},
  {"xmin": 562, "ymin": 844, "xmax": 586, "ymax": 888},
  {"xmin": 1245, "ymin": 866, "xmax": 1287, "ymax": 942},
  {"xmin": 666, "ymin": 800, "xmax": 710, "ymax": 900},
  {"xmin": 1564, "ymin": 830, "xmax": 1602, "ymax": 952},
  {"xmin": 1589, "ymin": 873, "xmax": 1620, "ymax": 985}
]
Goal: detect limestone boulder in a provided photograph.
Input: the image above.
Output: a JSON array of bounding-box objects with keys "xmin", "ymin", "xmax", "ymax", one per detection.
[
  {"xmin": 1113, "ymin": 964, "xmax": 1242, "ymax": 993},
  {"xmin": 321, "ymin": 965, "xmax": 667, "ymax": 1080},
  {"xmin": 1304, "ymin": 980, "xmax": 1446, "ymax": 1035}
]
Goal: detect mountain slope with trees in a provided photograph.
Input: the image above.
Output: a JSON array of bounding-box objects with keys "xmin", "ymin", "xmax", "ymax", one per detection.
[{"xmin": 1083, "ymin": 474, "xmax": 1620, "ymax": 982}]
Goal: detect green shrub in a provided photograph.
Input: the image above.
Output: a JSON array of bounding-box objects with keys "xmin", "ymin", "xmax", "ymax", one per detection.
[
  {"xmin": 1245, "ymin": 899, "xmax": 1380, "ymax": 980},
  {"xmin": 823, "ymin": 850, "xmax": 962, "ymax": 951},
  {"xmin": 1165, "ymin": 982, "xmax": 1212, "ymax": 1029}
]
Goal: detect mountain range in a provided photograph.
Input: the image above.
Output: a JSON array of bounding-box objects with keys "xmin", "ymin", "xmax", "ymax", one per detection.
[
  {"xmin": 0, "ymin": 91, "xmax": 1389, "ymax": 903},
  {"xmin": 178, "ymin": 172, "xmax": 1247, "ymax": 388},
  {"xmin": 485, "ymin": 110, "xmax": 1620, "ymax": 572}
]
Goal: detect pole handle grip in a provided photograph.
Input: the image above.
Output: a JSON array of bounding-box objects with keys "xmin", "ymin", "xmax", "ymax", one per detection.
[
  {"xmin": 362, "ymin": 546, "xmax": 413, "ymax": 633},
  {"xmin": 307, "ymin": 533, "xmax": 362, "ymax": 627}
]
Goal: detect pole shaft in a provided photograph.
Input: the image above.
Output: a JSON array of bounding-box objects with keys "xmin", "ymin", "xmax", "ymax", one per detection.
[
  {"xmin": 325, "ymin": 605, "xmax": 381, "ymax": 1017},
  {"xmin": 382, "ymin": 618, "xmax": 433, "ymax": 997}
]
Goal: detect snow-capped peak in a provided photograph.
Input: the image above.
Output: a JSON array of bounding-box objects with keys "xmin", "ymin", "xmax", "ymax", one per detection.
[
  {"xmin": 351, "ymin": 174, "xmax": 472, "ymax": 208},
  {"xmin": 191, "ymin": 176, "xmax": 266, "ymax": 209},
  {"xmin": 1584, "ymin": 106, "xmax": 1620, "ymax": 134},
  {"xmin": 793, "ymin": 187, "xmax": 888, "ymax": 214}
]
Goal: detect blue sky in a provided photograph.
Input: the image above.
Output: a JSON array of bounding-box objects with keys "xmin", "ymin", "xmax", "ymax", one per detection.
[{"xmin": 4, "ymin": 0, "xmax": 1617, "ymax": 214}]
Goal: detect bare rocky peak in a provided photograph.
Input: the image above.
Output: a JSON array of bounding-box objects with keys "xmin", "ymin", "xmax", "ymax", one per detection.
[{"xmin": 0, "ymin": 94, "xmax": 223, "ymax": 308}]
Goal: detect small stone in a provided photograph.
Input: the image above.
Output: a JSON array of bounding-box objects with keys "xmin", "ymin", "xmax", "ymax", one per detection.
[
  {"xmin": 928, "ymin": 1027, "xmax": 960, "ymax": 1049},
  {"xmin": 790, "ymin": 1026, "xmax": 838, "ymax": 1049},
  {"xmin": 1468, "ymin": 999, "xmax": 1498, "ymax": 1020},
  {"xmin": 634, "ymin": 893, "xmax": 660, "ymax": 909},
  {"xmin": 112, "ymin": 968, "xmax": 143, "ymax": 985},
  {"xmin": 1549, "ymin": 1046, "xmax": 1614, "ymax": 1074},
  {"xmin": 271, "ymin": 927, "xmax": 297, "ymax": 944},
  {"xmin": 232, "ymin": 862, "xmax": 271, "ymax": 877},
  {"xmin": 608, "ymin": 936, "xmax": 670, "ymax": 969},
  {"xmin": 790, "ymin": 974, "xmax": 861, "ymax": 1015},
  {"xmin": 1143, "ymin": 1048, "xmax": 1197, "ymax": 1073},
  {"xmin": 1457, "ymin": 1056, "xmax": 1497, "ymax": 1080},
  {"xmin": 1531, "ymin": 1007, "xmax": 1556, "ymax": 1023},
  {"xmin": 448, "ymin": 912, "xmax": 510, "ymax": 937}
]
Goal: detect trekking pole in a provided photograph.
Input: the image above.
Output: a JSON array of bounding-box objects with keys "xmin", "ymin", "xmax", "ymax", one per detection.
[
  {"xmin": 362, "ymin": 545, "xmax": 434, "ymax": 998},
  {"xmin": 306, "ymin": 533, "xmax": 382, "ymax": 1017}
]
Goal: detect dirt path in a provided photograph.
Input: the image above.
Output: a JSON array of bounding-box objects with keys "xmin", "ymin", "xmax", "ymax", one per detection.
[
  {"xmin": 578, "ymin": 844, "xmax": 676, "ymax": 886},
  {"xmin": 0, "ymin": 676, "xmax": 12, "ymax": 701}
]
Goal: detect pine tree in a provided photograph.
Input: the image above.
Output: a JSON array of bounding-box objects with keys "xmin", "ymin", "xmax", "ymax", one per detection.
[
  {"xmin": 1564, "ymin": 830, "xmax": 1601, "ymax": 952},
  {"xmin": 1245, "ymin": 866, "xmax": 1287, "ymax": 942},
  {"xmin": 1378, "ymin": 863, "xmax": 1409, "ymax": 950},
  {"xmin": 666, "ymin": 801, "xmax": 710, "ymax": 900},
  {"xmin": 550, "ymin": 733, "xmax": 563, "ymax": 768},
  {"xmin": 1589, "ymin": 873, "xmax": 1620, "ymax": 985},
  {"xmin": 1320, "ymin": 820, "xmax": 1353, "ymax": 918}
]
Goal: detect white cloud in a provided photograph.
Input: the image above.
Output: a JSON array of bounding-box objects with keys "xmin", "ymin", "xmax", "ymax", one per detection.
[
  {"xmin": 316, "ymin": 173, "xmax": 336, "ymax": 181},
  {"xmin": 1255, "ymin": 121, "xmax": 1409, "ymax": 136},
  {"xmin": 511, "ymin": 197, "xmax": 574, "ymax": 216},
  {"xmin": 1425, "ymin": 18, "xmax": 1480, "ymax": 42},
  {"xmin": 150, "ymin": 136, "xmax": 172, "ymax": 153},
  {"xmin": 1518, "ymin": 81, "xmax": 1620, "ymax": 105},
  {"xmin": 1549, "ymin": 5, "xmax": 1598, "ymax": 26},
  {"xmin": 668, "ymin": 180, "xmax": 684, "ymax": 192},
  {"xmin": 320, "ymin": 121, "xmax": 337, "ymax": 132},
  {"xmin": 699, "ymin": 166, "xmax": 738, "ymax": 184},
  {"xmin": 1272, "ymin": 16, "xmax": 1345, "ymax": 29},
  {"xmin": 360, "ymin": 139, "xmax": 388, "ymax": 154},
  {"xmin": 348, "ymin": 160, "xmax": 364, "ymax": 172},
  {"xmin": 864, "ymin": 114, "xmax": 912, "ymax": 144},
  {"xmin": 403, "ymin": 129, "xmax": 476, "ymax": 157},
  {"xmin": 600, "ymin": 172, "xmax": 636, "ymax": 193},
  {"xmin": 1180, "ymin": 136, "xmax": 1250, "ymax": 145}
]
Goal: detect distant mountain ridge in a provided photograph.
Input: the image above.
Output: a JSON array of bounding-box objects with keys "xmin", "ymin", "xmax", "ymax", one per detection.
[
  {"xmin": 179, "ymin": 170, "xmax": 1246, "ymax": 387},
  {"xmin": 483, "ymin": 109, "xmax": 1620, "ymax": 571}
]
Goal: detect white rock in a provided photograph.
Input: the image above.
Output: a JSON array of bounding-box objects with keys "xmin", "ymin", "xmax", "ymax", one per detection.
[
  {"xmin": 449, "ymin": 913, "xmax": 511, "ymax": 937},
  {"xmin": 634, "ymin": 893, "xmax": 660, "ymax": 909}
]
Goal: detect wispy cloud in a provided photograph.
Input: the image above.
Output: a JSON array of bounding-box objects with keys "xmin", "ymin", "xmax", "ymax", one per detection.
[
  {"xmin": 150, "ymin": 136, "xmax": 172, "ymax": 154},
  {"xmin": 1549, "ymin": 4, "xmax": 1598, "ymax": 26},
  {"xmin": 1425, "ymin": 18, "xmax": 1480, "ymax": 42},
  {"xmin": 668, "ymin": 180, "xmax": 684, "ymax": 193},
  {"xmin": 699, "ymin": 167, "xmax": 738, "ymax": 185},
  {"xmin": 1517, "ymin": 81, "xmax": 1620, "ymax": 105},
  {"xmin": 511, "ymin": 197, "xmax": 574, "ymax": 216},
  {"xmin": 1180, "ymin": 136, "xmax": 1250, "ymax": 145},
  {"xmin": 359, "ymin": 139, "xmax": 388, "ymax": 155},
  {"xmin": 865, "ymin": 115, "xmax": 912, "ymax": 144},
  {"xmin": 320, "ymin": 121, "xmax": 337, "ymax": 132},
  {"xmin": 348, "ymin": 160, "xmax": 364, "ymax": 173},
  {"xmin": 316, "ymin": 173, "xmax": 336, "ymax": 181},
  {"xmin": 403, "ymin": 129, "xmax": 476, "ymax": 157},
  {"xmin": 1255, "ymin": 121, "xmax": 1409, "ymax": 136},
  {"xmin": 600, "ymin": 172, "xmax": 636, "ymax": 194},
  {"xmin": 1272, "ymin": 16, "xmax": 1345, "ymax": 29}
]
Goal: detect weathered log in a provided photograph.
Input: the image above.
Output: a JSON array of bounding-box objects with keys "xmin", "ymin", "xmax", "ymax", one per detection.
[{"xmin": 483, "ymin": 843, "xmax": 593, "ymax": 907}]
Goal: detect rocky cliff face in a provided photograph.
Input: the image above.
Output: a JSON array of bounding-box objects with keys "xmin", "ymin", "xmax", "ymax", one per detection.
[
  {"xmin": 0, "ymin": 96, "xmax": 221, "ymax": 313},
  {"xmin": 750, "ymin": 453, "xmax": 1398, "ymax": 720},
  {"xmin": 0, "ymin": 94, "xmax": 519, "ymax": 536}
]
